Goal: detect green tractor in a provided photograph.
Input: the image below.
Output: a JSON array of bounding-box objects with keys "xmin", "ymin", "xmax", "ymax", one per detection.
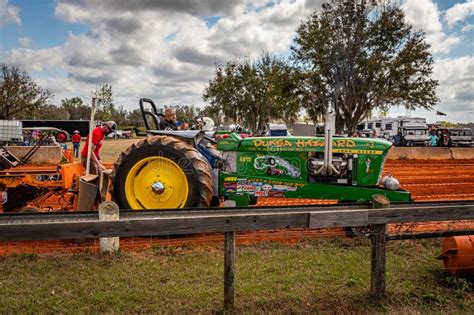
[{"xmin": 111, "ymin": 98, "xmax": 410, "ymax": 210}]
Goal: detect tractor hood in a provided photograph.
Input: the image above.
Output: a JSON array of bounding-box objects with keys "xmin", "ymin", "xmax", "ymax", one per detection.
[{"xmin": 238, "ymin": 136, "xmax": 392, "ymax": 155}]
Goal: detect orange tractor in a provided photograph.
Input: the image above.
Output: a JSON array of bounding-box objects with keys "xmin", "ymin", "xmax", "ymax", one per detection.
[{"xmin": 0, "ymin": 129, "xmax": 84, "ymax": 213}]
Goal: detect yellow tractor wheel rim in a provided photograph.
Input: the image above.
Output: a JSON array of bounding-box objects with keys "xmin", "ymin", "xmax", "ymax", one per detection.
[{"xmin": 125, "ymin": 156, "xmax": 189, "ymax": 209}]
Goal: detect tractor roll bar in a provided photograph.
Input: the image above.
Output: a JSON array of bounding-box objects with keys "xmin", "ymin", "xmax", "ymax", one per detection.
[{"xmin": 139, "ymin": 98, "xmax": 164, "ymax": 131}]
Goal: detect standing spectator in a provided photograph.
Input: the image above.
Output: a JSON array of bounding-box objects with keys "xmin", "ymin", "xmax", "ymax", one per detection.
[
  {"xmin": 443, "ymin": 132, "xmax": 450, "ymax": 146},
  {"xmin": 81, "ymin": 121, "xmax": 116, "ymax": 175},
  {"xmin": 370, "ymin": 129, "xmax": 377, "ymax": 138},
  {"xmin": 430, "ymin": 132, "xmax": 439, "ymax": 147},
  {"xmin": 437, "ymin": 131, "xmax": 443, "ymax": 147},
  {"xmin": 72, "ymin": 130, "xmax": 81, "ymax": 158}
]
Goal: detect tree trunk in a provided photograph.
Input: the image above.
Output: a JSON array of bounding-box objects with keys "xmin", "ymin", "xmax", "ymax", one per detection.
[{"xmin": 335, "ymin": 115, "xmax": 345, "ymax": 134}]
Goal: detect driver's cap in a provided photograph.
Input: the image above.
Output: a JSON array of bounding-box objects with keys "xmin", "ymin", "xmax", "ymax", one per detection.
[{"xmin": 104, "ymin": 121, "xmax": 117, "ymax": 131}]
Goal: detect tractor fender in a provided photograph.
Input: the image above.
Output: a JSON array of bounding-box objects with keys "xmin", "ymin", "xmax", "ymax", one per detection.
[{"xmin": 146, "ymin": 130, "xmax": 205, "ymax": 147}]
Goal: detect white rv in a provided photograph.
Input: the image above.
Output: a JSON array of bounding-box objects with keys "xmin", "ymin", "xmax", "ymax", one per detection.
[{"xmin": 357, "ymin": 116, "xmax": 429, "ymax": 145}]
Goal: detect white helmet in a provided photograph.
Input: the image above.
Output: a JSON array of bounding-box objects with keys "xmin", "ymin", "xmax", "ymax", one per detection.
[{"xmin": 201, "ymin": 117, "xmax": 215, "ymax": 131}]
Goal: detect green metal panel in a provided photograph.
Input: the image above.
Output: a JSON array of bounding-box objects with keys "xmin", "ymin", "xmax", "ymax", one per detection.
[
  {"xmin": 219, "ymin": 172, "xmax": 410, "ymax": 203},
  {"xmin": 217, "ymin": 133, "xmax": 241, "ymax": 151},
  {"xmin": 354, "ymin": 154, "xmax": 385, "ymax": 186},
  {"xmin": 216, "ymin": 135, "xmax": 407, "ymax": 203}
]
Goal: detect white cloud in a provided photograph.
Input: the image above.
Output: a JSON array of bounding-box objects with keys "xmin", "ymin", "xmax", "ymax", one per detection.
[
  {"xmin": 391, "ymin": 56, "xmax": 474, "ymax": 124},
  {"xmin": 432, "ymin": 56, "xmax": 474, "ymax": 122},
  {"xmin": 446, "ymin": 0, "xmax": 474, "ymax": 27},
  {"xmin": 402, "ymin": 0, "xmax": 442, "ymax": 33},
  {"xmin": 461, "ymin": 24, "xmax": 474, "ymax": 32},
  {"xmin": 0, "ymin": 0, "xmax": 21, "ymax": 27},
  {"xmin": 6, "ymin": 0, "xmax": 320, "ymax": 109},
  {"xmin": 402, "ymin": 0, "xmax": 460, "ymax": 54},
  {"xmin": 7, "ymin": 47, "xmax": 65, "ymax": 72},
  {"xmin": 18, "ymin": 37, "xmax": 32, "ymax": 48}
]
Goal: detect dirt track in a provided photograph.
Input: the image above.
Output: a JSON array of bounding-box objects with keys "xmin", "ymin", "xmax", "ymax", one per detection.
[
  {"xmin": 385, "ymin": 159, "xmax": 474, "ymax": 201},
  {"xmin": 1, "ymin": 159, "xmax": 473, "ymax": 254}
]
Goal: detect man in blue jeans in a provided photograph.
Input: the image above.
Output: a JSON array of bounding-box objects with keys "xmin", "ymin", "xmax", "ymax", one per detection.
[
  {"xmin": 72, "ymin": 130, "xmax": 81, "ymax": 158},
  {"xmin": 430, "ymin": 132, "xmax": 439, "ymax": 147}
]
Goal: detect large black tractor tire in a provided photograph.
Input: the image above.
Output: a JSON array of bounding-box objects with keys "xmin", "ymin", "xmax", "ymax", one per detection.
[{"xmin": 111, "ymin": 136, "xmax": 213, "ymax": 209}]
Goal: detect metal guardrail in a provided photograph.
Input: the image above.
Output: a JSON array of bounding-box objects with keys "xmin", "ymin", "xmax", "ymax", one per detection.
[{"xmin": 0, "ymin": 201, "xmax": 473, "ymax": 242}]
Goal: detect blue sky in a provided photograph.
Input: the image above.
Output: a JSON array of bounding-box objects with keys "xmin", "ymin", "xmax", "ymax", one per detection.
[
  {"xmin": 1, "ymin": 0, "xmax": 85, "ymax": 51},
  {"xmin": 1, "ymin": 0, "xmax": 473, "ymax": 123}
]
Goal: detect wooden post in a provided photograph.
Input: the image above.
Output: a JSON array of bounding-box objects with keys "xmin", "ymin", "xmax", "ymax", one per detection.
[
  {"xmin": 99, "ymin": 201, "xmax": 119, "ymax": 253},
  {"xmin": 224, "ymin": 231, "xmax": 235, "ymax": 309},
  {"xmin": 85, "ymin": 97, "xmax": 96, "ymax": 176},
  {"xmin": 370, "ymin": 194, "xmax": 389, "ymax": 299},
  {"xmin": 223, "ymin": 198, "xmax": 237, "ymax": 309}
]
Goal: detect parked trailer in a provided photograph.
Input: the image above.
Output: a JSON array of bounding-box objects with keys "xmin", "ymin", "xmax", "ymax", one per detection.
[
  {"xmin": 21, "ymin": 120, "xmax": 90, "ymax": 139},
  {"xmin": 357, "ymin": 116, "xmax": 428, "ymax": 139},
  {"xmin": 357, "ymin": 117, "xmax": 432, "ymax": 146}
]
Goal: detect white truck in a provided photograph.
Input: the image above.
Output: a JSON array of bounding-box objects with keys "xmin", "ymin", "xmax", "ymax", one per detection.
[
  {"xmin": 395, "ymin": 125, "xmax": 430, "ymax": 146},
  {"xmin": 437, "ymin": 128, "xmax": 474, "ymax": 147}
]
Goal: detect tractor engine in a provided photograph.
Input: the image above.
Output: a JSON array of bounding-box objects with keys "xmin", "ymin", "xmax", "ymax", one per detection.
[{"xmin": 307, "ymin": 153, "xmax": 352, "ymax": 180}]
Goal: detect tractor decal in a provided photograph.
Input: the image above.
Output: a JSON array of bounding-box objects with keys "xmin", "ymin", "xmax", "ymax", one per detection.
[
  {"xmin": 240, "ymin": 137, "xmax": 392, "ymax": 154},
  {"xmin": 253, "ymin": 155, "xmax": 301, "ymax": 178},
  {"xmin": 333, "ymin": 149, "xmax": 383, "ymax": 155},
  {"xmin": 223, "ymin": 177, "xmax": 303, "ymax": 197},
  {"xmin": 0, "ymin": 191, "xmax": 6, "ymax": 204},
  {"xmin": 273, "ymin": 184, "xmax": 288, "ymax": 192},
  {"xmin": 251, "ymin": 138, "xmax": 358, "ymax": 149},
  {"xmin": 254, "ymin": 190, "xmax": 268, "ymax": 197},
  {"xmin": 365, "ymin": 158, "xmax": 371, "ymax": 173}
]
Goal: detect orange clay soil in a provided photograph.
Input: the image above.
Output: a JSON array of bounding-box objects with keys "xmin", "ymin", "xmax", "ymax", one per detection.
[{"xmin": 1, "ymin": 159, "xmax": 473, "ymax": 254}]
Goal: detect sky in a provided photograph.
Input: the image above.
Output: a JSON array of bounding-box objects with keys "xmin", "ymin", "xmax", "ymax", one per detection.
[{"xmin": 0, "ymin": 0, "xmax": 473, "ymax": 123}]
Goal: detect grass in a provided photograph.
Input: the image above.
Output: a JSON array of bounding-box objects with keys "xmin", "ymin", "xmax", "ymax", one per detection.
[
  {"xmin": 75, "ymin": 138, "xmax": 142, "ymax": 164},
  {"xmin": 99, "ymin": 138, "xmax": 142, "ymax": 163},
  {"xmin": 1, "ymin": 238, "xmax": 473, "ymax": 313}
]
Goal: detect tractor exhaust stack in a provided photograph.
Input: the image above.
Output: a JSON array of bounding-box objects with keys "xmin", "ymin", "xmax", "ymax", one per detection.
[{"xmin": 315, "ymin": 112, "xmax": 340, "ymax": 176}]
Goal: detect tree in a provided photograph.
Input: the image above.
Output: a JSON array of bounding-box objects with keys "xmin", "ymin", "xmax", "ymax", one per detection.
[
  {"xmin": 95, "ymin": 83, "xmax": 113, "ymax": 110},
  {"xmin": 127, "ymin": 109, "xmax": 144, "ymax": 127},
  {"xmin": 204, "ymin": 53, "xmax": 301, "ymax": 132},
  {"xmin": 199, "ymin": 105, "xmax": 224, "ymax": 126},
  {"xmin": 167, "ymin": 105, "xmax": 200, "ymax": 124},
  {"xmin": 0, "ymin": 64, "xmax": 52, "ymax": 119},
  {"xmin": 61, "ymin": 97, "xmax": 91, "ymax": 120},
  {"xmin": 110, "ymin": 104, "xmax": 129, "ymax": 126},
  {"xmin": 292, "ymin": 0, "xmax": 439, "ymax": 133},
  {"xmin": 94, "ymin": 84, "xmax": 116, "ymax": 122},
  {"xmin": 34, "ymin": 104, "xmax": 70, "ymax": 120}
]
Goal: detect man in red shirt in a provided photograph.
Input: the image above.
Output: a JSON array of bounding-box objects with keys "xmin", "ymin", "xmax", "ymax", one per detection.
[
  {"xmin": 72, "ymin": 130, "xmax": 82, "ymax": 158},
  {"xmin": 81, "ymin": 121, "xmax": 116, "ymax": 174}
]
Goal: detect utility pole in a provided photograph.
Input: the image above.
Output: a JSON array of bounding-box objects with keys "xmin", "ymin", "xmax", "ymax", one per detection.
[{"xmin": 85, "ymin": 97, "xmax": 97, "ymax": 175}]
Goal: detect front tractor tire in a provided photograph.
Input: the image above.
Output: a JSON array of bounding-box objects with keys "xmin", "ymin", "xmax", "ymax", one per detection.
[{"xmin": 112, "ymin": 136, "xmax": 213, "ymax": 210}]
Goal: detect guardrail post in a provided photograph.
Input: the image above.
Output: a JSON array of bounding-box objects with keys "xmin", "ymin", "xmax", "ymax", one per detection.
[
  {"xmin": 223, "ymin": 199, "xmax": 236, "ymax": 310},
  {"xmin": 370, "ymin": 194, "xmax": 389, "ymax": 299},
  {"xmin": 224, "ymin": 231, "xmax": 236, "ymax": 309},
  {"xmin": 99, "ymin": 201, "xmax": 120, "ymax": 253}
]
